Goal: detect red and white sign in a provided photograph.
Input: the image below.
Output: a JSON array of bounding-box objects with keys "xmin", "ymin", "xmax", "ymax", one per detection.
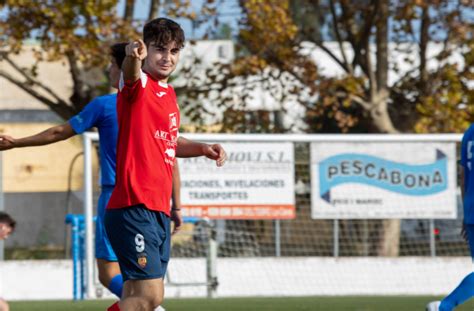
[{"xmin": 178, "ymin": 142, "xmax": 295, "ymax": 219}]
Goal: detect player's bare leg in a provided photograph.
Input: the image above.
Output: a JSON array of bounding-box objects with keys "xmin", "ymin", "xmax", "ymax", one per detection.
[
  {"xmin": 97, "ymin": 259, "xmax": 122, "ymax": 291},
  {"xmin": 0, "ymin": 298, "xmax": 9, "ymax": 311},
  {"xmin": 120, "ymin": 278, "xmax": 164, "ymax": 311}
]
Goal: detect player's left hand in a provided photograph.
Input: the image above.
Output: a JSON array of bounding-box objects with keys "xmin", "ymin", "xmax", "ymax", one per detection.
[
  {"xmin": 0, "ymin": 135, "xmax": 16, "ymax": 151},
  {"xmin": 171, "ymin": 208, "xmax": 183, "ymax": 235},
  {"xmin": 203, "ymin": 144, "xmax": 227, "ymax": 167}
]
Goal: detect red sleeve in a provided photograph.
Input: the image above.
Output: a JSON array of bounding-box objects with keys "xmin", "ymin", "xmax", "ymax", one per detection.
[{"xmin": 118, "ymin": 70, "xmax": 148, "ymax": 104}]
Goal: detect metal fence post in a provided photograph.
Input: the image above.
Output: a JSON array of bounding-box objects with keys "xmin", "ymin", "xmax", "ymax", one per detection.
[
  {"xmin": 429, "ymin": 219, "xmax": 436, "ymax": 257},
  {"xmin": 333, "ymin": 219, "xmax": 339, "ymax": 257},
  {"xmin": 275, "ymin": 220, "xmax": 281, "ymax": 257},
  {"xmin": 83, "ymin": 134, "xmax": 95, "ymax": 299},
  {"xmin": 207, "ymin": 222, "xmax": 218, "ymax": 298},
  {"xmin": 66, "ymin": 214, "xmax": 81, "ymax": 300}
]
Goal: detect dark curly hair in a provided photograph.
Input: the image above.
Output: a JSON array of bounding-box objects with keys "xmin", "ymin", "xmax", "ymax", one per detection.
[
  {"xmin": 0, "ymin": 212, "xmax": 16, "ymax": 232},
  {"xmin": 110, "ymin": 42, "xmax": 128, "ymax": 68},
  {"xmin": 143, "ymin": 18, "xmax": 185, "ymax": 49}
]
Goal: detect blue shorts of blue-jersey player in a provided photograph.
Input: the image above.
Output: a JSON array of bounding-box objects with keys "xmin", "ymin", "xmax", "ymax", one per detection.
[
  {"xmin": 95, "ymin": 186, "xmax": 123, "ymax": 298},
  {"xmin": 437, "ymin": 224, "xmax": 474, "ymax": 311}
]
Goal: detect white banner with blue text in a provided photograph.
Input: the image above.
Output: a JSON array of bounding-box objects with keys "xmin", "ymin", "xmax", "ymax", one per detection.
[{"xmin": 311, "ymin": 142, "xmax": 457, "ymax": 219}]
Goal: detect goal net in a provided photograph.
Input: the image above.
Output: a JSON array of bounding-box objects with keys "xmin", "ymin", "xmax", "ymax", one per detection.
[{"xmin": 82, "ymin": 132, "xmax": 468, "ymax": 298}]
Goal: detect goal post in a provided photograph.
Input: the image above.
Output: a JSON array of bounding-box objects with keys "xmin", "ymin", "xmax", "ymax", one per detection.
[
  {"xmin": 81, "ymin": 132, "xmax": 464, "ymax": 299},
  {"xmin": 83, "ymin": 132, "xmax": 98, "ymax": 299}
]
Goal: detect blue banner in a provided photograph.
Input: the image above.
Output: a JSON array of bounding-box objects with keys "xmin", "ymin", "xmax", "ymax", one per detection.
[{"xmin": 319, "ymin": 150, "xmax": 447, "ymax": 202}]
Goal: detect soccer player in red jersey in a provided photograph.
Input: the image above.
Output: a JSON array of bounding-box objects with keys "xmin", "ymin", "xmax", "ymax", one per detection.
[{"xmin": 105, "ymin": 18, "xmax": 226, "ymax": 311}]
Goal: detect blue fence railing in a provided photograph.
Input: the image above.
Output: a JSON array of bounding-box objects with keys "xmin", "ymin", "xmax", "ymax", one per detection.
[{"xmin": 65, "ymin": 214, "xmax": 96, "ymax": 300}]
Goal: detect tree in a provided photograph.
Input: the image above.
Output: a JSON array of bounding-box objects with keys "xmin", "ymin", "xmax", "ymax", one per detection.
[
  {"xmin": 180, "ymin": 0, "xmax": 472, "ymax": 256},
  {"xmin": 0, "ymin": 1, "xmax": 128, "ymax": 119},
  {"xmin": 392, "ymin": 1, "xmax": 474, "ymax": 133},
  {"xmin": 2, "ymin": 0, "xmax": 471, "ymax": 256},
  {"xmin": 182, "ymin": 0, "xmax": 472, "ymax": 135},
  {"xmin": 0, "ymin": 0, "xmax": 218, "ymax": 120}
]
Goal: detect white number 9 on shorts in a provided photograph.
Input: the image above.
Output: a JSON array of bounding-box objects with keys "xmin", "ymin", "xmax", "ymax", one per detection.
[{"xmin": 135, "ymin": 233, "xmax": 145, "ymax": 252}]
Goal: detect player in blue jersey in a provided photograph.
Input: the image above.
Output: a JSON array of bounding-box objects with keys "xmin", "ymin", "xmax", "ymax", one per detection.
[
  {"xmin": 427, "ymin": 125, "xmax": 474, "ymax": 311},
  {"xmin": 0, "ymin": 43, "xmax": 183, "ymax": 303}
]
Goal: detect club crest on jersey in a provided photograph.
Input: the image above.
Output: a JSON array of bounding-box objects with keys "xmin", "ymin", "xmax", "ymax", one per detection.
[{"xmin": 137, "ymin": 254, "xmax": 147, "ymax": 268}]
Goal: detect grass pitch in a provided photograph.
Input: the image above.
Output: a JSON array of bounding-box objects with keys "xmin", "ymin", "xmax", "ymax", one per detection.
[{"xmin": 9, "ymin": 296, "xmax": 474, "ymax": 310}]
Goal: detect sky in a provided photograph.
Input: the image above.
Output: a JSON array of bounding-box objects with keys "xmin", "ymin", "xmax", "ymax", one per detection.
[{"xmin": 116, "ymin": 0, "xmax": 242, "ymax": 40}]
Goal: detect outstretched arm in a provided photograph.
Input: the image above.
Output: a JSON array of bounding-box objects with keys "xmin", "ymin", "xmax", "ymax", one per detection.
[
  {"xmin": 0, "ymin": 123, "xmax": 76, "ymax": 151},
  {"xmin": 171, "ymin": 161, "xmax": 183, "ymax": 234},
  {"xmin": 176, "ymin": 136, "xmax": 227, "ymax": 167},
  {"xmin": 122, "ymin": 40, "xmax": 147, "ymax": 86}
]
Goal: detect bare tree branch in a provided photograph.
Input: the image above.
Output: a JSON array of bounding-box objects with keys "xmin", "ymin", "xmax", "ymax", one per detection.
[
  {"xmin": 0, "ymin": 69, "xmax": 75, "ymax": 119},
  {"xmin": 419, "ymin": 5, "xmax": 430, "ymax": 92},
  {"xmin": 346, "ymin": 93, "xmax": 371, "ymax": 110},
  {"xmin": 329, "ymin": 0, "xmax": 353, "ymax": 74},
  {"xmin": 2, "ymin": 54, "xmax": 68, "ymax": 105},
  {"xmin": 65, "ymin": 50, "xmax": 90, "ymax": 110},
  {"xmin": 375, "ymin": 0, "xmax": 389, "ymax": 93},
  {"xmin": 339, "ymin": 0, "xmax": 367, "ymax": 73},
  {"xmin": 357, "ymin": 0, "xmax": 379, "ymax": 76},
  {"xmin": 65, "ymin": 50, "xmax": 83, "ymax": 92},
  {"xmin": 333, "ymin": 90, "xmax": 371, "ymax": 109},
  {"xmin": 124, "ymin": 0, "xmax": 135, "ymax": 21},
  {"xmin": 340, "ymin": 0, "xmax": 378, "ymax": 76},
  {"xmin": 148, "ymin": 0, "xmax": 161, "ymax": 21},
  {"xmin": 313, "ymin": 41, "xmax": 350, "ymax": 73},
  {"xmin": 365, "ymin": 38, "xmax": 377, "ymax": 101}
]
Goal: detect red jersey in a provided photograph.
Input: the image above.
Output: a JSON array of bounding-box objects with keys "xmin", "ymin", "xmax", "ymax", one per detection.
[{"xmin": 107, "ymin": 70, "xmax": 180, "ymax": 215}]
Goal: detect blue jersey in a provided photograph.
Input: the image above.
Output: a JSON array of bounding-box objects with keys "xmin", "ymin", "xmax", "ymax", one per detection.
[
  {"xmin": 69, "ymin": 94, "xmax": 118, "ymax": 186},
  {"xmin": 460, "ymin": 124, "xmax": 474, "ymax": 224}
]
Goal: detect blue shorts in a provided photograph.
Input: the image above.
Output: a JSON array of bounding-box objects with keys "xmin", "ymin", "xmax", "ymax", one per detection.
[
  {"xmin": 95, "ymin": 186, "xmax": 117, "ymax": 261},
  {"xmin": 104, "ymin": 204, "xmax": 171, "ymax": 282}
]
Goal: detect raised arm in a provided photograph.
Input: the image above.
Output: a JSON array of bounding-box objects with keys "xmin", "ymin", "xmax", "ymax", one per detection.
[
  {"xmin": 122, "ymin": 40, "xmax": 147, "ymax": 86},
  {"xmin": 0, "ymin": 123, "xmax": 76, "ymax": 151},
  {"xmin": 176, "ymin": 136, "xmax": 227, "ymax": 167}
]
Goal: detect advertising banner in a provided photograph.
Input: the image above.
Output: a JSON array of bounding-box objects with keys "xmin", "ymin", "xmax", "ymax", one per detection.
[
  {"xmin": 179, "ymin": 142, "xmax": 295, "ymax": 219},
  {"xmin": 311, "ymin": 142, "xmax": 457, "ymax": 219}
]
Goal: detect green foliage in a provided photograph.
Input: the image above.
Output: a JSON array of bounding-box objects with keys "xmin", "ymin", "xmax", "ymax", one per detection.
[
  {"xmin": 1, "ymin": 1, "xmax": 131, "ymax": 67},
  {"xmin": 414, "ymin": 63, "xmax": 474, "ymax": 133},
  {"xmin": 392, "ymin": 1, "xmax": 474, "ymax": 133},
  {"xmin": 1, "ymin": 1, "xmax": 471, "ymax": 133},
  {"xmin": 0, "ymin": 1, "xmax": 139, "ymax": 118},
  {"xmin": 0, "ymin": 0, "xmax": 218, "ymax": 119},
  {"xmin": 185, "ymin": 0, "xmax": 472, "ymax": 134}
]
